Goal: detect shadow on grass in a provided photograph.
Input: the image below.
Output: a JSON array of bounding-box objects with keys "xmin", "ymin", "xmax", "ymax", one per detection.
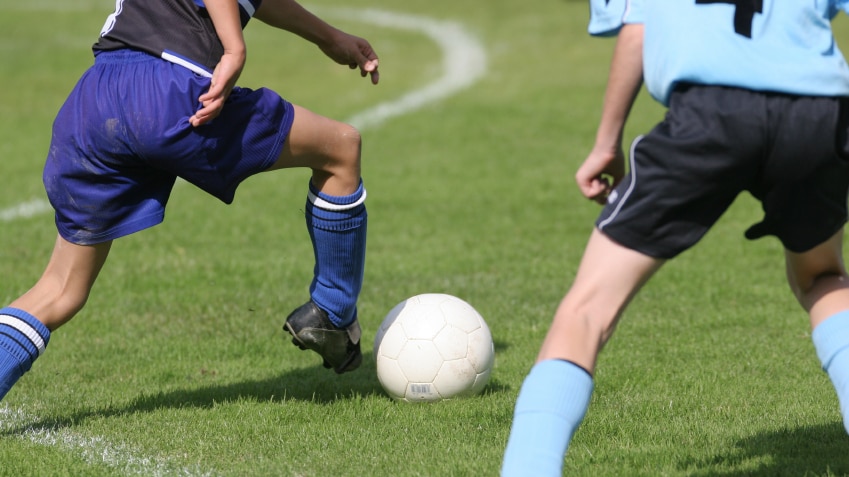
[
  {"xmin": 684, "ymin": 423, "xmax": 849, "ymax": 476},
  {"xmin": 3, "ymin": 344, "xmax": 511, "ymax": 436}
]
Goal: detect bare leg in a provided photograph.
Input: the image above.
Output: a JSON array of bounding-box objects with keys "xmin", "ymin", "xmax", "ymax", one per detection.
[
  {"xmin": 785, "ymin": 229, "xmax": 849, "ymax": 434},
  {"xmin": 269, "ymin": 105, "xmax": 367, "ymax": 373},
  {"xmin": 265, "ymin": 104, "xmax": 361, "ymax": 195},
  {"xmin": 502, "ymin": 229, "xmax": 663, "ymax": 476},
  {"xmin": 0, "ymin": 234, "xmax": 111, "ymax": 400},
  {"xmin": 785, "ymin": 230, "xmax": 849, "ymax": 328},
  {"xmin": 11, "ymin": 235, "xmax": 112, "ymax": 330},
  {"xmin": 537, "ymin": 228, "xmax": 665, "ymax": 373}
]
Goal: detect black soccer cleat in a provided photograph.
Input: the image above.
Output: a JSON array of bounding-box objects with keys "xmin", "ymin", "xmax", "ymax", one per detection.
[{"xmin": 284, "ymin": 301, "xmax": 362, "ymax": 374}]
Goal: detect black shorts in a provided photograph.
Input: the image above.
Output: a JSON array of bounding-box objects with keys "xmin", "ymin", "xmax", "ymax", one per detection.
[{"xmin": 597, "ymin": 84, "xmax": 849, "ymax": 258}]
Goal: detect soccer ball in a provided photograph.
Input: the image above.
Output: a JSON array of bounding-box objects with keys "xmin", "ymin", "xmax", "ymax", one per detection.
[{"xmin": 373, "ymin": 293, "xmax": 495, "ymax": 402}]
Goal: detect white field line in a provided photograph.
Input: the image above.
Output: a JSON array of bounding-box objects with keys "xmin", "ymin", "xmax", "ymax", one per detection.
[
  {"xmin": 0, "ymin": 198, "xmax": 52, "ymax": 222},
  {"xmin": 2, "ymin": 7, "xmax": 488, "ymax": 476},
  {"xmin": 323, "ymin": 8, "xmax": 488, "ymax": 131},
  {"xmin": 0, "ymin": 7, "xmax": 487, "ymax": 224},
  {"xmin": 0, "ymin": 407, "xmax": 216, "ymax": 477}
]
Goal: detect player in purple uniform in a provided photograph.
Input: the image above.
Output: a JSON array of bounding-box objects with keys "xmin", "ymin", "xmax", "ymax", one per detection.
[{"xmin": 0, "ymin": 0, "xmax": 379, "ymax": 401}]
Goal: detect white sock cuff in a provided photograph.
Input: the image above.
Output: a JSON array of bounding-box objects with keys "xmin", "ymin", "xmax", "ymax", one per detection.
[{"xmin": 0, "ymin": 314, "xmax": 47, "ymax": 356}]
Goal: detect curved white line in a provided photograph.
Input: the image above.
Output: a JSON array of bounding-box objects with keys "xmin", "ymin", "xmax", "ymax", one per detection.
[
  {"xmin": 324, "ymin": 7, "xmax": 488, "ymax": 130},
  {"xmin": 0, "ymin": 8, "xmax": 487, "ymax": 223}
]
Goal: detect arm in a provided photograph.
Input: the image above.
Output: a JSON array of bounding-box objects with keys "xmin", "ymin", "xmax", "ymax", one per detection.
[
  {"xmin": 576, "ymin": 23, "xmax": 644, "ymax": 204},
  {"xmin": 190, "ymin": 0, "xmax": 247, "ymax": 127},
  {"xmin": 255, "ymin": 0, "xmax": 379, "ymax": 84}
]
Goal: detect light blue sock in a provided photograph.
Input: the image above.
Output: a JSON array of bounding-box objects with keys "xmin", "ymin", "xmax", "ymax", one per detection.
[
  {"xmin": 305, "ymin": 180, "xmax": 367, "ymax": 327},
  {"xmin": 0, "ymin": 307, "xmax": 50, "ymax": 401},
  {"xmin": 501, "ymin": 359, "xmax": 594, "ymax": 477},
  {"xmin": 813, "ymin": 310, "xmax": 849, "ymax": 434}
]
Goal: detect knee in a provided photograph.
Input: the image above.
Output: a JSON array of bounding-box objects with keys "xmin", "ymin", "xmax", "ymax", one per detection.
[
  {"xmin": 311, "ymin": 123, "xmax": 362, "ymax": 191},
  {"xmin": 329, "ymin": 123, "xmax": 362, "ymax": 168},
  {"xmin": 789, "ymin": 269, "xmax": 849, "ymax": 310},
  {"xmin": 793, "ymin": 270, "xmax": 840, "ymax": 294},
  {"xmin": 785, "ymin": 233, "xmax": 848, "ymax": 306}
]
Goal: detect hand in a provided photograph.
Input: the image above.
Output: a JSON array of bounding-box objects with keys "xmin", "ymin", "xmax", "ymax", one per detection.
[
  {"xmin": 575, "ymin": 146, "xmax": 626, "ymax": 205},
  {"xmin": 319, "ymin": 30, "xmax": 380, "ymax": 85},
  {"xmin": 190, "ymin": 50, "xmax": 246, "ymax": 127}
]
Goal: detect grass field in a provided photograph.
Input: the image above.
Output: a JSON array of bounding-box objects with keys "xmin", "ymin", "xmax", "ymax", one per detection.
[{"xmin": 1, "ymin": 1, "xmax": 849, "ymax": 476}]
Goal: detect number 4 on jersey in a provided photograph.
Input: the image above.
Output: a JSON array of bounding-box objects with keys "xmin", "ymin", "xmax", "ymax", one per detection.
[{"xmin": 696, "ymin": 0, "xmax": 763, "ymax": 38}]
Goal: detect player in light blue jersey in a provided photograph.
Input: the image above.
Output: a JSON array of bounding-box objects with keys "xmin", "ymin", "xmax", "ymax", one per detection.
[
  {"xmin": 503, "ymin": 1, "xmax": 849, "ymax": 475},
  {"xmin": 632, "ymin": 0, "xmax": 849, "ymax": 106}
]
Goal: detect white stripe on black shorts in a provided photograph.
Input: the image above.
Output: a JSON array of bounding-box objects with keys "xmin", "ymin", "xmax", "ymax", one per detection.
[{"xmin": 597, "ymin": 83, "xmax": 849, "ymax": 258}]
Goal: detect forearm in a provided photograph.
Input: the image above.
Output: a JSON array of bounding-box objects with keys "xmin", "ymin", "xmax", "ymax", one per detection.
[
  {"xmin": 189, "ymin": 0, "xmax": 247, "ymax": 127},
  {"xmin": 254, "ymin": 0, "xmax": 338, "ymax": 47},
  {"xmin": 203, "ymin": 0, "xmax": 247, "ymax": 56},
  {"xmin": 594, "ymin": 23, "xmax": 644, "ymax": 152}
]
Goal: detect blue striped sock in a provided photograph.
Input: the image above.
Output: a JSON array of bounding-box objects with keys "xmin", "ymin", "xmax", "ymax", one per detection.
[
  {"xmin": 0, "ymin": 307, "xmax": 50, "ymax": 401},
  {"xmin": 813, "ymin": 310, "xmax": 849, "ymax": 434},
  {"xmin": 305, "ymin": 180, "xmax": 367, "ymax": 327},
  {"xmin": 501, "ymin": 359, "xmax": 594, "ymax": 477}
]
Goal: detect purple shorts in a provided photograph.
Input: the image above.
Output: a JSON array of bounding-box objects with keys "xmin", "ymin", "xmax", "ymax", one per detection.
[{"xmin": 43, "ymin": 49, "xmax": 294, "ymax": 245}]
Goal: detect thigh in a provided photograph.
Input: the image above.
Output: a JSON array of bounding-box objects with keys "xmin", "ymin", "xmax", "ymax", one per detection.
[
  {"xmin": 266, "ymin": 104, "xmax": 360, "ymax": 170},
  {"xmin": 265, "ymin": 104, "xmax": 362, "ymax": 195}
]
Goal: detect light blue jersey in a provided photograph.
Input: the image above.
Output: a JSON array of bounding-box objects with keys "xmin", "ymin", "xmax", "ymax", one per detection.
[{"xmin": 589, "ymin": 0, "xmax": 849, "ymax": 105}]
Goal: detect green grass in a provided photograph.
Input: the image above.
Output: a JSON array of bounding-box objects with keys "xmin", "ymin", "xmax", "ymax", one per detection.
[{"xmin": 1, "ymin": 0, "xmax": 849, "ymax": 476}]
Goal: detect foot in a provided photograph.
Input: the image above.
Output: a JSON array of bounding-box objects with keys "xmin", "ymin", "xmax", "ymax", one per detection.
[{"xmin": 284, "ymin": 301, "xmax": 362, "ymax": 374}]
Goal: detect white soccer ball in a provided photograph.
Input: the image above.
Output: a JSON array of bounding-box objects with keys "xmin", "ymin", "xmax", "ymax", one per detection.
[{"xmin": 373, "ymin": 293, "xmax": 495, "ymax": 402}]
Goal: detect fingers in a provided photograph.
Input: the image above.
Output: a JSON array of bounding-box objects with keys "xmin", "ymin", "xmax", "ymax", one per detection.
[
  {"xmin": 362, "ymin": 58, "xmax": 379, "ymax": 85},
  {"xmin": 349, "ymin": 58, "xmax": 379, "ymax": 84},
  {"xmin": 589, "ymin": 177, "xmax": 613, "ymax": 204},
  {"xmin": 189, "ymin": 81, "xmax": 221, "ymax": 126},
  {"xmin": 191, "ymin": 79, "xmax": 234, "ymax": 126},
  {"xmin": 350, "ymin": 38, "xmax": 379, "ymax": 84},
  {"xmin": 323, "ymin": 33, "xmax": 380, "ymax": 84},
  {"xmin": 576, "ymin": 149, "xmax": 625, "ymax": 204},
  {"xmin": 189, "ymin": 98, "xmax": 221, "ymax": 127},
  {"xmin": 190, "ymin": 52, "xmax": 244, "ymax": 127},
  {"xmin": 350, "ymin": 44, "xmax": 378, "ymax": 84},
  {"xmin": 580, "ymin": 181, "xmax": 607, "ymax": 204},
  {"xmin": 190, "ymin": 72, "xmax": 237, "ymax": 126},
  {"xmin": 577, "ymin": 174, "xmax": 614, "ymax": 205}
]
